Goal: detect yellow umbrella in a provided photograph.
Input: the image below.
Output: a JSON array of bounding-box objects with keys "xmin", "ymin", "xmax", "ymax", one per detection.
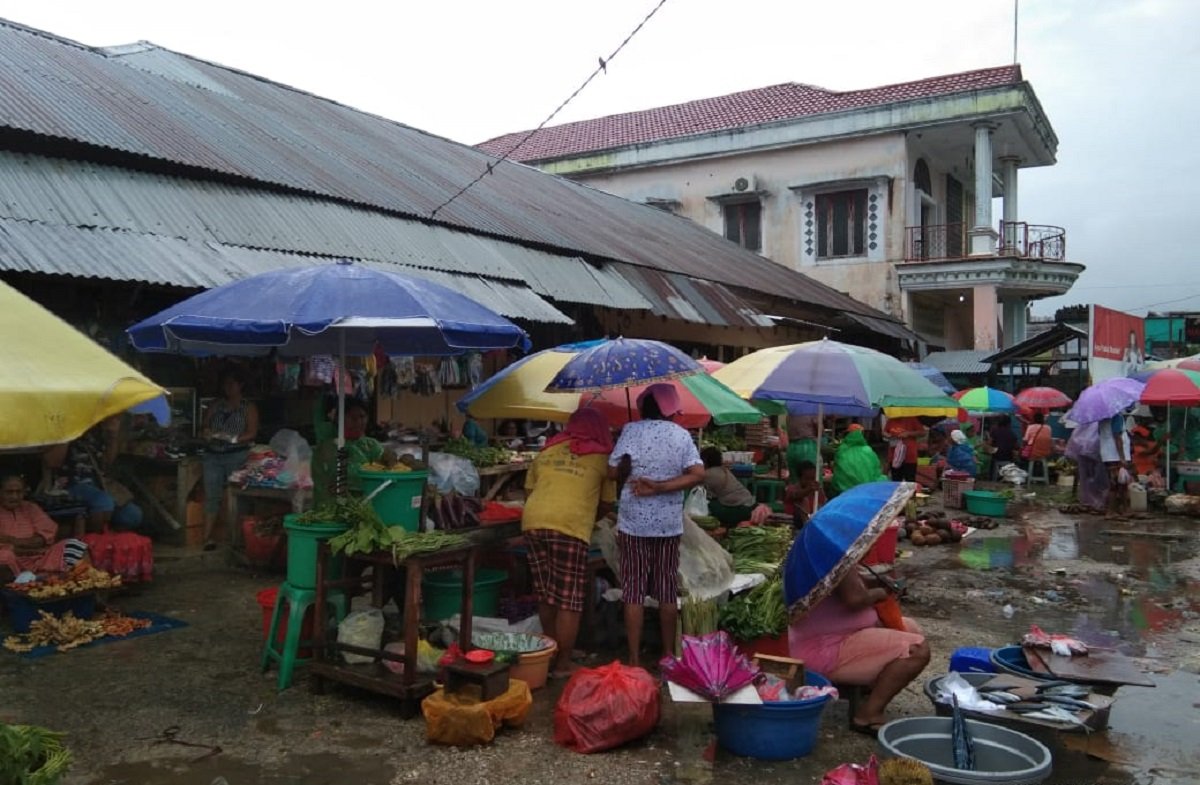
[{"xmin": 0, "ymin": 280, "xmax": 166, "ymax": 448}]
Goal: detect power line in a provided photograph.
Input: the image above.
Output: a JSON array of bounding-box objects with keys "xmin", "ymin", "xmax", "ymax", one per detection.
[
  {"xmin": 1129, "ymin": 293, "xmax": 1200, "ymax": 312},
  {"xmin": 429, "ymin": 0, "xmax": 671, "ymax": 218}
]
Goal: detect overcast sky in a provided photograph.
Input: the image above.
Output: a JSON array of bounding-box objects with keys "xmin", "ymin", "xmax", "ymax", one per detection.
[{"xmin": 1, "ymin": 0, "xmax": 1195, "ymax": 317}]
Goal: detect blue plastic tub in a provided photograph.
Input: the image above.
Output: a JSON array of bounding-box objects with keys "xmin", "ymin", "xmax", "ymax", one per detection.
[
  {"xmin": 712, "ymin": 672, "xmax": 832, "ymax": 760},
  {"xmin": 950, "ymin": 646, "xmax": 997, "ymax": 674},
  {"xmin": 2, "ymin": 589, "xmax": 96, "ymax": 634},
  {"xmin": 991, "ymin": 645, "xmax": 1054, "ymax": 681}
]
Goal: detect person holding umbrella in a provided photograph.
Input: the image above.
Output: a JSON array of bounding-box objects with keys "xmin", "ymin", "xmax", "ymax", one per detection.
[
  {"xmin": 784, "ymin": 483, "xmax": 930, "ymax": 738},
  {"xmin": 607, "ymin": 384, "xmax": 704, "ymax": 667}
]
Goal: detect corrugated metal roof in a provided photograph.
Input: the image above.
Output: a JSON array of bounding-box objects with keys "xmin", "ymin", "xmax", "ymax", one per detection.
[
  {"xmin": 614, "ymin": 265, "xmax": 769, "ymax": 328},
  {"xmin": 923, "ymin": 350, "xmax": 994, "ymax": 374},
  {"xmin": 0, "ymin": 19, "xmax": 899, "ymax": 330},
  {"xmin": 502, "ymin": 249, "xmax": 652, "ymax": 310},
  {"xmin": 0, "ymin": 217, "xmax": 573, "ymax": 324}
]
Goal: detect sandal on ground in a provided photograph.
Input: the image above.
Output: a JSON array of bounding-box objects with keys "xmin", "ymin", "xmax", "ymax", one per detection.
[{"xmin": 849, "ymin": 721, "xmax": 884, "ymax": 739}]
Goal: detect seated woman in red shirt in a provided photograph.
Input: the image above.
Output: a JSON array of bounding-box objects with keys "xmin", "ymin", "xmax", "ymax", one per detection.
[{"xmin": 0, "ymin": 474, "xmax": 89, "ymax": 581}]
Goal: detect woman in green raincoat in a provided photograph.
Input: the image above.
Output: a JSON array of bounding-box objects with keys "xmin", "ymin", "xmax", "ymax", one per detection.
[{"xmin": 831, "ymin": 424, "xmax": 886, "ymax": 494}]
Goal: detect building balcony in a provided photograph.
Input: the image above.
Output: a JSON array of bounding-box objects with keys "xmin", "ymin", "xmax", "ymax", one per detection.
[{"xmin": 903, "ymin": 221, "xmax": 1067, "ymax": 263}]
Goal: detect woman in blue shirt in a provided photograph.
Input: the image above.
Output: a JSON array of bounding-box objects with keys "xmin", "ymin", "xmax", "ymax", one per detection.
[{"xmin": 946, "ymin": 429, "xmax": 978, "ymax": 477}]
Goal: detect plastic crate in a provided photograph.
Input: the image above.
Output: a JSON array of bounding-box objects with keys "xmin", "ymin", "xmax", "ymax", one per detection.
[
  {"xmin": 2, "ymin": 589, "xmax": 96, "ymax": 633},
  {"xmin": 942, "ymin": 476, "xmax": 975, "ymax": 509}
]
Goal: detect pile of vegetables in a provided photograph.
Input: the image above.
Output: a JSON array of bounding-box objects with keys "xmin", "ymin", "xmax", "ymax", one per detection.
[
  {"xmin": 723, "ymin": 525, "xmax": 793, "ymax": 576},
  {"xmin": 6, "ymin": 566, "xmax": 121, "ymax": 599},
  {"xmin": 434, "ymin": 492, "xmax": 483, "ymax": 530},
  {"xmin": 681, "ymin": 596, "xmax": 720, "ymax": 636},
  {"xmin": 0, "ymin": 725, "xmax": 71, "ymax": 785},
  {"xmin": 718, "ymin": 574, "xmax": 788, "ymax": 642},
  {"xmin": 440, "ymin": 439, "xmax": 513, "ymax": 468},
  {"xmin": 305, "ymin": 496, "xmax": 470, "ymax": 561},
  {"xmin": 2, "ymin": 610, "xmax": 150, "ymax": 653},
  {"xmin": 699, "ymin": 429, "xmax": 745, "ymax": 453}
]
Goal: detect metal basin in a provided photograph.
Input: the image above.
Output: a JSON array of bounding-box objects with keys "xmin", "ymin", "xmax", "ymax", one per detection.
[{"xmin": 878, "ymin": 717, "xmax": 1052, "ymax": 785}]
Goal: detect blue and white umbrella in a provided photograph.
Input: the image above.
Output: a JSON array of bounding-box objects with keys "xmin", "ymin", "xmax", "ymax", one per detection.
[{"xmin": 129, "ymin": 261, "xmax": 528, "ymax": 448}]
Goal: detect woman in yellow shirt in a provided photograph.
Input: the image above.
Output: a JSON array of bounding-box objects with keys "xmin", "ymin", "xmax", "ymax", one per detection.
[{"xmin": 522, "ymin": 408, "xmax": 615, "ymax": 677}]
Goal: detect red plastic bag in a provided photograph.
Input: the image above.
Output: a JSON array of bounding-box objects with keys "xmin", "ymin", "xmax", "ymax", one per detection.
[
  {"xmin": 553, "ymin": 662, "xmax": 660, "ymax": 753},
  {"xmin": 822, "ymin": 755, "xmax": 879, "ymax": 785}
]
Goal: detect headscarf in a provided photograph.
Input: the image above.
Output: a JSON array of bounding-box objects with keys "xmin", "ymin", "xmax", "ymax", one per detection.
[
  {"xmin": 636, "ymin": 383, "xmax": 683, "ymax": 418},
  {"xmin": 542, "ymin": 407, "xmax": 613, "ymax": 456},
  {"xmin": 951, "ymin": 429, "xmax": 968, "ymax": 445}
]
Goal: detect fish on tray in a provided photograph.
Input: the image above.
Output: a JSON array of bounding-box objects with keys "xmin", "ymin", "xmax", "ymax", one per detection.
[{"xmin": 1022, "ymin": 624, "xmax": 1089, "ymax": 656}]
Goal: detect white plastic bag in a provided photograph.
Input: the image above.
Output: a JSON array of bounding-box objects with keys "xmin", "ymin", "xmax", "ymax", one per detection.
[
  {"xmin": 428, "ymin": 452, "xmax": 481, "ymax": 496},
  {"xmin": 268, "ymin": 429, "xmax": 313, "ymax": 489},
  {"xmin": 337, "ymin": 608, "xmax": 384, "ymax": 664},
  {"xmin": 679, "ymin": 514, "xmax": 734, "ymax": 601},
  {"xmin": 684, "ymin": 486, "xmax": 709, "ymax": 518}
]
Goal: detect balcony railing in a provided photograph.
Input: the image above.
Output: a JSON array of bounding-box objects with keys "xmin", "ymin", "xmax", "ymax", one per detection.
[{"xmin": 904, "ymin": 222, "xmax": 1067, "ymax": 262}]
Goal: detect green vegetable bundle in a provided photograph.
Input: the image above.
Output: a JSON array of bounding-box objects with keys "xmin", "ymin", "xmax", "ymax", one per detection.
[
  {"xmin": 440, "ymin": 438, "xmax": 513, "ymax": 468},
  {"xmin": 293, "ymin": 496, "xmax": 381, "ymax": 531},
  {"xmin": 724, "ymin": 525, "xmax": 793, "ymax": 576},
  {"xmin": 0, "ymin": 725, "xmax": 72, "ymax": 785},
  {"xmin": 301, "ymin": 495, "xmax": 470, "ymax": 562},
  {"xmin": 681, "ymin": 596, "xmax": 720, "ymax": 636},
  {"xmin": 718, "ymin": 574, "xmax": 788, "ymax": 641}
]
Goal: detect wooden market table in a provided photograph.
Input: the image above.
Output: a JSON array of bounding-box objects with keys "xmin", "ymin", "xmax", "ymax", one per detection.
[
  {"xmin": 308, "ymin": 521, "xmax": 521, "ymax": 717},
  {"xmin": 476, "ymin": 461, "xmax": 531, "ymax": 502},
  {"xmin": 224, "ymin": 485, "xmax": 312, "ymax": 549},
  {"xmin": 114, "ymin": 454, "xmax": 204, "ymax": 532}
]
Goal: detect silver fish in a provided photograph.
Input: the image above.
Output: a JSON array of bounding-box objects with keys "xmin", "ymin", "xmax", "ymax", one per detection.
[
  {"xmin": 1041, "ymin": 684, "xmax": 1090, "ymax": 698},
  {"xmin": 1021, "ymin": 706, "xmax": 1089, "ymax": 727},
  {"xmin": 1042, "ymin": 694, "xmax": 1098, "ymax": 711},
  {"xmin": 981, "ymin": 691, "xmax": 1022, "ymax": 704}
]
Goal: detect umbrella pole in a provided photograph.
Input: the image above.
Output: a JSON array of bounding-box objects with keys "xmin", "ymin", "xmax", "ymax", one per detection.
[
  {"xmin": 626, "ymin": 386, "xmax": 633, "ymax": 423},
  {"xmin": 814, "ymin": 403, "xmax": 824, "ymax": 512},
  {"xmin": 335, "ymin": 330, "xmax": 348, "ymax": 498},
  {"xmin": 1167, "ymin": 401, "xmax": 1172, "ymax": 490}
]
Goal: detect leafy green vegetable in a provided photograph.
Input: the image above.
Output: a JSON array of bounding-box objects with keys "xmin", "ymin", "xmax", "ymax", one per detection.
[
  {"xmin": 681, "ymin": 596, "xmax": 719, "ymax": 636},
  {"xmin": 0, "ymin": 725, "xmax": 72, "ymax": 785},
  {"xmin": 440, "ymin": 438, "xmax": 513, "ymax": 468},
  {"xmin": 718, "ymin": 574, "xmax": 788, "ymax": 641},
  {"xmin": 293, "ymin": 496, "xmax": 381, "ymax": 531},
  {"xmin": 699, "ymin": 428, "xmax": 746, "ymax": 453},
  {"xmin": 724, "ymin": 525, "xmax": 793, "ymax": 576}
]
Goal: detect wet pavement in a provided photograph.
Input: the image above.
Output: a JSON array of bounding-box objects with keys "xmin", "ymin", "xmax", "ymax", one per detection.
[{"xmin": 3, "ymin": 501, "xmax": 1199, "ymax": 785}]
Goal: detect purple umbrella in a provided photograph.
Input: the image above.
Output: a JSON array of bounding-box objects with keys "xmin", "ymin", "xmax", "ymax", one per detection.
[{"xmin": 1065, "ymin": 378, "xmax": 1146, "ymax": 425}]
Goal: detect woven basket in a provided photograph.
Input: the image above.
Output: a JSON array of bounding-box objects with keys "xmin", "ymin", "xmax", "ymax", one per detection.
[{"xmin": 942, "ymin": 476, "xmax": 975, "ymax": 509}]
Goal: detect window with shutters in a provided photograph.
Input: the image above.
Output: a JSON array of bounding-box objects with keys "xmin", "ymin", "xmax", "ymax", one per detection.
[
  {"xmin": 723, "ymin": 201, "xmax": 762, "ymax": 252},
  {"xmin": 815, "ymin": 189, "xmax": 867, "ymax": 259}
]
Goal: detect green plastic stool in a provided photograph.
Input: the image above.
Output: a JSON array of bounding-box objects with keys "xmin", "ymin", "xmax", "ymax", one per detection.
[
  {"xmin": 752, "ymin": 478, "xmax": 786, "ymax": 507},
  {"xmin": 260, "ymin": 581, "xmax": 348, "ymax": 690}
]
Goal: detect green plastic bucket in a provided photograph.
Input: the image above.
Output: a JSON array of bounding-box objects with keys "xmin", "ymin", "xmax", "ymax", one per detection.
[
  {"xmin": 421, "ymin": 568, "xmax": 507, "ymax": 621},
  {"xmin": 357, "ymin": 469, "xmax": 428, "ymax": 532},
  {"xmin": 283, "ymin": 514, "xmax": 348, "ymax": 589}
]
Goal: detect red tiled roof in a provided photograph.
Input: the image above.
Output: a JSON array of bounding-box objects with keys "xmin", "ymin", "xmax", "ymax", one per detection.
[{"xmin": 478, "ymin": 65, "xmax": 1023, "ymax": 162}]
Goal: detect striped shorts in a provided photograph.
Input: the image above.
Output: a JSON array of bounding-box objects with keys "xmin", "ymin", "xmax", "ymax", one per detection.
[{"xmin": 618, "ymin": 532, "xmax": 681, "ymax": 605}]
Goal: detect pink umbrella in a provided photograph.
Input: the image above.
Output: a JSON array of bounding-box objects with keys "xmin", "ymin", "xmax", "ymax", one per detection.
[
  {"xmin": 1014, "ymin": 386, "xmax": 1074, "ymax": 411},
  {"xmin": 660, "ymin": 631, "xmax": 757, "ymax": 702},
  {"xmin": 697, "ymin": 357, "xmax": 726, "ymax": 373}
]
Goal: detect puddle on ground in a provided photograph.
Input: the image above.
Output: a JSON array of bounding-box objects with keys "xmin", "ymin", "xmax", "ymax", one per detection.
[
  {"xmin": 946, "ymin": 519, "xmax": 1199, "ymax": 574},
  {"xmin": 1057, "ymin": 669, "xmax": 1200, "ymax": 783},
  {"xmin": 88, "ymin": 752, "xmax": 394, "ymax": 785}
]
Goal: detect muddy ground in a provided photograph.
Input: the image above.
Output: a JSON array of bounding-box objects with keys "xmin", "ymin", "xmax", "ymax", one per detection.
[{"xmin": 3, "ymin": 485, "xmax": 1199, "ymax": 785}]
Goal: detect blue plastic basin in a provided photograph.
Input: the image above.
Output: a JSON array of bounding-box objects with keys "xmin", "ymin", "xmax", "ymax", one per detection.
[{"xmin": 712, "ymin": 671, "xmax": 832, "ymax": 760}]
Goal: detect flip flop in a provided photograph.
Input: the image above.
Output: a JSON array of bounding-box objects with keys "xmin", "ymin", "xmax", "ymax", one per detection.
[{"xmin": 849, "ymin": 721, "xmax": 882, "ymax": 739}]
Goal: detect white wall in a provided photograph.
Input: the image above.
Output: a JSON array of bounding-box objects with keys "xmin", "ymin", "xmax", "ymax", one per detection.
[{"xmin": 572, "ymin": 133, "xmax": 910, "ymax": 316}]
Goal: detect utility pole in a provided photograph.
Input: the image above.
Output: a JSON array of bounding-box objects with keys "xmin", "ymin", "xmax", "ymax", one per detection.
[{"xmin": 1013, "ymin": 0, "xmax": 1019, "ymax": 64}]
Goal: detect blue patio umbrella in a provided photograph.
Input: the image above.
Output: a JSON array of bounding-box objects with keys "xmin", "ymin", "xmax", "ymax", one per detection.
[
  {"xmin": 906, "ymin": 361, "xmax": 956, "ymax": 394},
  {"xmin": 783, "ymin": 481, "xmax": 915, "ymax": 614},
  {"xmin": 544, "ymin": 337, "xmax": 702, "ymax": 393},
  {"xmin": 128, "ymin": 261, "xmax": 529, "ymax": 452}
]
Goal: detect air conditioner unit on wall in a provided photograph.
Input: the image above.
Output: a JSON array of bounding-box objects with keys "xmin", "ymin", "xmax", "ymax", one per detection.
[{"xmin": 732, "ymin": 176, "xmax": 759, "ymax": 193}]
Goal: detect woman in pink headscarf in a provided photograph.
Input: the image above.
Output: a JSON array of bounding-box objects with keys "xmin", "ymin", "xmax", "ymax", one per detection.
[{"xmin": 522, "ymin": 407, "xmax": 616, "ymax": 676}]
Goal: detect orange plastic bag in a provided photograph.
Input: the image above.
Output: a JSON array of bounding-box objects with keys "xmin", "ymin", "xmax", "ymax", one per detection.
[
  {"xmin": 554, "ymin": 662, "xmax": 660, "ymax": 753},
  {"xmin": 422, "ymin": 680, "xmax": 532, "ymax": 746},
  {"xmin": 874, "ymin": 594, "xmax": 906, "ymax": 631}
]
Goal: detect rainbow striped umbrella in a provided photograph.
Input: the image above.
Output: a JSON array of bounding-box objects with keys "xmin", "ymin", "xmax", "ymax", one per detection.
[{"xmin": 953, "ymin": 386, "xmax": 1018, "ymax": 414}]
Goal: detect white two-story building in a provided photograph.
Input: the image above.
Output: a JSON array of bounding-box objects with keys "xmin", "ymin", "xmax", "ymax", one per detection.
[{"xmin": 480, "ymin": 65, "xmax": 1083, "ymax": 352}]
